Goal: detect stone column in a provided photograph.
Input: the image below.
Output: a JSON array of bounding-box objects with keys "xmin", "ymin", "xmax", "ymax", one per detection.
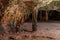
[
  {"xmin": 45, "ymin": 10, "xmax": 48, "ymax": 22},
  {"xmin": 32, "ymin": 9, "xmax": 37, "ymax": 31}
]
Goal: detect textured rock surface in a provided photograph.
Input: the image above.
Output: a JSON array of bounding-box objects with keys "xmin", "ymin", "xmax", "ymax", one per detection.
[
  {"xmin": 0, "ymin": 22, "xmax": 60, "ymax": 40},
  {"xmin": 40, "ymin": 1, "xmax": 60, "ymax": 11}
]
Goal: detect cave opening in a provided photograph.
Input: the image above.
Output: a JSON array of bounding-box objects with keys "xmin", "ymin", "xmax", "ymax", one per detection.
[{"xmin": 26, "ymin": 10, "xmax": 60, "ymax": 22}]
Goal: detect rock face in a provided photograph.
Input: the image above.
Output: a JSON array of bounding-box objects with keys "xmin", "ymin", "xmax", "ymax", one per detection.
[
  {"xmin": 0, "ymin": 0, "xmax": 38, "ymax": 33},
  {"xmin": 39, "ymin": 1, "xmax": 60, "ymax": 11}
]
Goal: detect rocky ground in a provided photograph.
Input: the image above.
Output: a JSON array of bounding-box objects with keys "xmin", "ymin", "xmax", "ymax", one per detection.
[{"xmin": 0, "ymin": 22, "xmax": 60, "ymax": 40}]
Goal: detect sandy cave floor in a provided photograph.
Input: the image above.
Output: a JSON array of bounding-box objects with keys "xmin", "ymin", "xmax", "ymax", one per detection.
[{"xmin": 0, "ymin": 22, "xmax": 60, "ymax": 40}]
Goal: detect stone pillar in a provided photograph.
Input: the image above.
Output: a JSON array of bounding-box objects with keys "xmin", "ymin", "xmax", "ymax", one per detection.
[
  {"xmin": 32, "ymin": 9, "xmax": 37, "ymax": 31},
  {"xmin": 24, "ymin": 1, "xmax": 38, "ymax": 32},
  {"xmin": 45, "ymin": 10, "xmax": 48, "ymax": 22}
]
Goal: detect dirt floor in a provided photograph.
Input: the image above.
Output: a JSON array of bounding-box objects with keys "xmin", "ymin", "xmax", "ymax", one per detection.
[{"xmin": 0, "ymin": 22, "xmax": 60, "ymax": 40}]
